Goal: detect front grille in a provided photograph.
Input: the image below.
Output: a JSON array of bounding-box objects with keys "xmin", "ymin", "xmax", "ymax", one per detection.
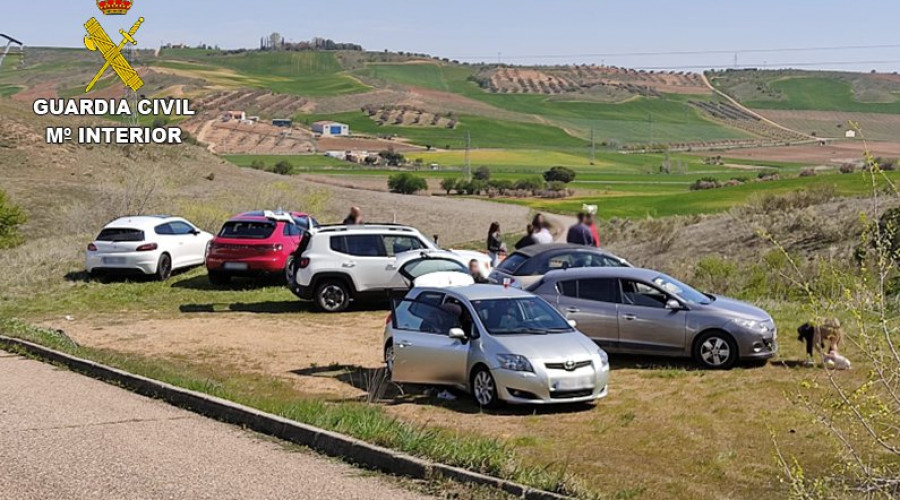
[
  {"xmin": 550, "ymin": 389, "xmax": 594, "ymax": 399},
  {"xmin": 545, "ymin": 360, "xmax": 592, "ymax": 371}
]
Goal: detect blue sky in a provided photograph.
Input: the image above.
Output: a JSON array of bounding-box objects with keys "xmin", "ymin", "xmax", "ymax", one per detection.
[{"xmin": 6, "ymin": 0, "xmax": 900, "ymax": 71}]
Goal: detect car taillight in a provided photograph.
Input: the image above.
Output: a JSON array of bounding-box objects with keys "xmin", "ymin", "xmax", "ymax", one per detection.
[
  {"xmin": 87, "ymin": 243, "xmax": 97, "ymax": 251},
  {"xmin": 299, "ymin": 257, "xmax": 310, "ymax": 269},
  {"xmin": 136, "ymin": 243, "xmax": 158, "ymax": 252},
  {"xmin": 268, "ymin": 244, "xmax": 283, "ymax": 252}
]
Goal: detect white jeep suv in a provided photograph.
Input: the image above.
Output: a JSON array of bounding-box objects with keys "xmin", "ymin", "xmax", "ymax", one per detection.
[{"xmin": 289, "ymin": 224, "xmax": 492, "ymax": 312}]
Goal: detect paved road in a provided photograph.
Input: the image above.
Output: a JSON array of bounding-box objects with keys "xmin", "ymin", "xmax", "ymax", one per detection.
[{"xmin": 0, "ymin": 353, "xmax": 433, "ymax": 500}]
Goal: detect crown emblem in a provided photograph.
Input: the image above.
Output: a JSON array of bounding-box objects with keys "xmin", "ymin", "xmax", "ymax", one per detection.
[{"xmin": 96, "ymin": 0, "xmax": 133, "ymax": 15}]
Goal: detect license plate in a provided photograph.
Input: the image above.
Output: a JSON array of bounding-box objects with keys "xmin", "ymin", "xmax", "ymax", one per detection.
[
  {"xmin": 102, "ymin": 257, "xmax": 126, "ymax": 265},
  {"xmin": 223, "ymin": 262, "xmax": 249, "ymax": 271},
  {"xmin": 553, "ymin": 375, "xmax": 593, "ymax": 391}
]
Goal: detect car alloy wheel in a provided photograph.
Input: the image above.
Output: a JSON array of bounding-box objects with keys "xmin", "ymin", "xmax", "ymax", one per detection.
[
  {"xmin": 472, "ymin": 368, "xmax": 497, "ymax": 408},
  {"xmin": 316, "ymin": 281, "xmax": 349, "ymax": 312},
  {"xmin": 284, "ymin": 256, "xmax": 295, "ymax": 286},
  {"xmin": 156, "ymin": 254, "xmax": 172, "ymax": 281},
  {"xmin": 384, "ymin": 344, "xmax": 395, "ymax": 374},
  {"xmin": 696, "ymin": 333, "xmax": 737, "ymax": 369}
]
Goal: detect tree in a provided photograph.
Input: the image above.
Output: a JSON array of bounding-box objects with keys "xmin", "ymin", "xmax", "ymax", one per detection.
[
  {"xmin": 273, "ymin": 160, "xmax": 293, "ymax": 175},
  {"xmin": 515, "ymin": 176, "xmax": 546, "ymax": 192},
  {"xmin": 473, "ymin": 166, "xmax": 492, "ymax": 181},
  {"xmin": 250, "ymin": 159, "xmax": 266, "ymax": 171},
  {"xmin": 543, "ymin": 166, "xmax": 577, "ymax": 184},
  {"xmin": 388, "ymin": 173, "xmax": 427, "ymax": 195},
  {"xmin": 378, "ymin": 149, "xmax": 405, "ymax": 167},
  {"xmin": 268, "ymin": 32, "xmax": 282, "ymax": 50},
  {"xmin": 0, "ymin": 189, "xmax": 26, "ymax": 249},
  {"xmin": 440, "ymin": 177, "xmax": 459, "ymax": 195}
]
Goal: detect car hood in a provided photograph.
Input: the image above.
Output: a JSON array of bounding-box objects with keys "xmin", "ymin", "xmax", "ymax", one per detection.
[
  {"xmin": 697, "ymin": 295, "xmax": 771, "ymax": 321},
  {"xmin": 488, "ymin": 331, "xmax": 596, "ymax": 362}
]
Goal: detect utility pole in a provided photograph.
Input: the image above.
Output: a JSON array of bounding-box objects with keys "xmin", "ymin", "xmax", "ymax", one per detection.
[
  {"xmin": 590, "ymin": 127, "xmax": 596, "ymax": 165},
  {"xmin": 0, "ymin": 34, "xmax": 23, "ymax": 71},
  {"xmin": 465, "ymin": 130, "xmax": 472, "ymax": 181}
]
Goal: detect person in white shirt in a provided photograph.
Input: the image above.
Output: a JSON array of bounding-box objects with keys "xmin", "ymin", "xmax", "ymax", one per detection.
[{"xmin": 532, "ymin": 219, "xmax": 553, "ymax": 244}]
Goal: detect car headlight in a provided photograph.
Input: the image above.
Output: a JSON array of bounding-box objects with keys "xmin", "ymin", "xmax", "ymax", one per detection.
[
  {"xmin": 597, "ymin": 348, "xmax": 609, "ymax": 367},
  {"xmin": 734, "ymin": 318, "xmax": 766, "ymax": 333},
  {"xmin": 496, "ymin": 354, "xmax": 534, "ymax": 372}
]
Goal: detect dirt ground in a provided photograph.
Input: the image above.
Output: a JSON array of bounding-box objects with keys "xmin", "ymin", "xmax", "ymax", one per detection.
[{"xmin": 716, "ymin": 140, "xmax": 900, "ymax": 165}]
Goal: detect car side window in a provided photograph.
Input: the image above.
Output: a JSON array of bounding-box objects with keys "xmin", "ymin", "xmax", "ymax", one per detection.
[
  {"xmin": 558, "ymin": 280, "xmax": 578, "ymax": 298},
  {"xmin": 620, "ymin": 279, "xmax": 668, "ymax": 308},
  {"xmin": 154, "ymin": 223, "xmax": 174, "ymax": 235},
  {"xmin": 383, "ymin": 236, "xmax": 424, "ymax": 257},
  {"xmin": 393, "ymin": 299, "xmax": 461, "ymax": 335},
  {"xmin": 538, "ymin": 252, "xmax": 575, "ymax": 274},
  {"xmin": 416, "ymin": 292, "xmax": 445, "ymax": 306},
  {"xmin": 578, "ymin": 278, "xmax": 619, "ymax": 303},
  {"xmin": 330, "ymin": 235, "xmax": 387, "ymax": 257},
  {"xmin": 168, "ymin": 221, "xmax": 195, "ymax": 235},
  {"xmin": 283, "ymin": 223, "xmax": 301, "ymax": 237}
]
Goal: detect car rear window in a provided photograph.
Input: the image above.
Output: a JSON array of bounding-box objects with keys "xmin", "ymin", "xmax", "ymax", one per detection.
[
  {"xmin": 497, "ymin": 253, "xmax": 527, "ymax": 273},
  {"xmin": 96, "ymin": 228, "xmax": 145, "ymax": 242},
  {"xmin": 219, "ymin": 221, "xmax": 276, "ymax": 239}
]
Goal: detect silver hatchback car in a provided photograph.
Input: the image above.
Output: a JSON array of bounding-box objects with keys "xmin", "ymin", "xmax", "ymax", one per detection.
[
  {"xmin": 528, "ymin": 267, "xmax": 778, "ymax": 369},
  {"xmin": 384, "ymin": 285, "xmax": 610, "ymax": 407}
]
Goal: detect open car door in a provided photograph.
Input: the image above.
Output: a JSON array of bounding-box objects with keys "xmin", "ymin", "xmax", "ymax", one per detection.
[{"xmin": 396, "ymin": 252, "xmax": 475, "ymax": 289}]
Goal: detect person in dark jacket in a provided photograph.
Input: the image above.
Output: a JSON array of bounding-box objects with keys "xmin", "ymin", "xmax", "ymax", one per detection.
[
  {"xmin": 514, "ymin": 224, "xmax": 536, "ymax": 250},
  {"xmin": 486, "ymin": 222, "xmax": 504, "ymax": 267},
  {"xmin": 343, "ymin": 206, "xmax": 362, "ymax": 225},
  {"xmin": 566, "ymin": 213, "xmax": 595, "ymax": 246}
]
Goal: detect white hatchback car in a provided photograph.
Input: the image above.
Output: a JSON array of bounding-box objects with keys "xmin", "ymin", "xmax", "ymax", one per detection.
[{"xmin": 86, "ymin": 216, "xmax": 214, "ymax": 280}]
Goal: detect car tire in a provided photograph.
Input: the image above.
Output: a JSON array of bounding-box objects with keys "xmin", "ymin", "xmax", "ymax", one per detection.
[
  {"xmin": 155, "ymin": 253, "xmax": 172, "ymax": 281},
  {"xmin": 693, "ymin": 331, "xmax": 739, "ymax": 370},
  {"xmin": 284, "ymin": 256, "xmax": 296, "ymax": 286},
  {"xmin": 471, "ymin": 366, "xmax": 499, "ymax": 409},
  {"xmin": 208, "ymin": 270, "xmax": 230, "ymax": 286},
  {"xmin": 315, "ymin": 280, "xmax": 351, "ymax": 313},
  {"xmin": 384, "ymin": 342, "xmax": 394, "ymax": 375}
]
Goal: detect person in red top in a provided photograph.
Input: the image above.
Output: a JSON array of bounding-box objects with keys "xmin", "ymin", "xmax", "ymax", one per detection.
[{"xmin": 586, "ymin": 213, "xmax": 600, "ymax": 247}]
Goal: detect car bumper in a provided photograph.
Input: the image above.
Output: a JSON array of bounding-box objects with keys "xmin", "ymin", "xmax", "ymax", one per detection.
[
  {"xmin": 493, "ymin": 364, "xmax": 610, "ymax": 404},
  {"xmin": 740, "ymin": 337, "xmax": 778, "ymax": 360},
  {"xmin": 206, "ymin": 254, "xmax": 287, "ymax": 274},
  {"xmin": 86, "ymin": 251, "xmax": 158, "ymax": 275}
]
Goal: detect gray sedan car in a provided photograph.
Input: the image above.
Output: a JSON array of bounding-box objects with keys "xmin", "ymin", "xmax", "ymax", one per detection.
[
  {"xmin": 384, "ymin": 285, "xmax": 610, "ymax": 407},
  {"xmin": 528, "ymin": 267, "xmax": 777, "ymax": 369}
]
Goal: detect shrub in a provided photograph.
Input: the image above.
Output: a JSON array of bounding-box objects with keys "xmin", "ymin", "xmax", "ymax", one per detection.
[
  {"xmin": 798, "ymin": 168, "xmax": 816, "ymax": 177},
  {"xmin": 543, "ymin": 166, "xmax": 576, "ymax": 184},
  {"xmin": 689, "ymin": 177, "xmax": 721, "ymax": 191},
  {"xmin": 440, "ymin": 177, "xmax": 459, "ymax": 194},
  {"xmin": 378, "ymin": 149, "xmax": 405, "ymax": 167},
  {"xmin": 272, "ymin": 161, "xmax": 293, "ymax": 175},
  {"xmin": 546, "ymin": 181, "xmax": 567, "ymax": 192},
  {"xmin": 514, "ymin": 176, "xmax": 545, "ymax": 193},
  {"xmin": 0, "ymin": 189, "xmax": 26, "ymax": 249},
  {"xmin": 250, "ymin": 159, "xmax": 267, "ymax": 171},
  {"xmin": 388, "ymin": 173, "xmax": 427, "ymax": 195},
  {"xmin": 488, "ymin": 179, "xmax": 514, "ymax": 194},
  {"xmin": 839, "ymin": 163, "xmax": 856, "ymax": 174},
  {"xmin": 473, "ymin": 166, "xmax": 491, "ymax": 181}
]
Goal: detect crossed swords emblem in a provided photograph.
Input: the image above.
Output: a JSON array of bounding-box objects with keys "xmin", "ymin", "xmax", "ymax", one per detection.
[{"xmin": 83, "ymin": 17, "xmax": 144, "ymax": 93}]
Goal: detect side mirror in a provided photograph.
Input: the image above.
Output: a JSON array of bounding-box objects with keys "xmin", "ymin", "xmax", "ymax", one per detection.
[
  {"xmin": 666, "ymin": 299, "xmax": 683, "ymax": 311},
  {"xmin": 568, "ymin": 319, "xmax": 577, "ymax": 328},
  {"xmin": 449, "ymin": 328, "xmax": 466, "ymax": 340},
  {"xmin": 191, "ymin": 229, "xmax": 200, "ymax": 235}
]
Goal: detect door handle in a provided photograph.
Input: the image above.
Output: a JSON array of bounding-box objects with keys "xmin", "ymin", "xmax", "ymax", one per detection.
[
  {"xmin": 386, "ymin": 264, "xmax": 397, "ymax": 270},
  {"xmin": 342, "ymin": 262, "xmax": 356, "ymax": 268},
  {"xmin": 566, "ymin": 307, "xmax": 580, "ymax": 313},
  {"xmin": 623, "ymin": 314, "xmax": 637, "ymax": 321},
  {"xmin": 397, "ymin": 341, "xmax": 412, "ymax": 348}
]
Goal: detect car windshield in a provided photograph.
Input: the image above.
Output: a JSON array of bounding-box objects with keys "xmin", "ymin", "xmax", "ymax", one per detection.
[
  {"xmin": 219, "ymin": 221, "xmax": 276, "ymax": 239},
  {"xmin": 652, "ymin": 274, "xmax": 712, "ymax": 305},
  {"xmin": 401, "ymin": 258, "xmax": 468, "ymax": 279},
  {"xmin": 96, "ymin": 228, "xmax": 145, "ymax": 242},
  {"xmin": 472, "ymin": 297, "xmax": 572, "ymax": 335}
]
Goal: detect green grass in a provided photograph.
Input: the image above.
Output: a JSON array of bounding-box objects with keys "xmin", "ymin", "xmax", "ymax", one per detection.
[
  {"xmin": 0, "ymin": 317, "xmax": 594, "ymax": 498},
  {"xmin": 495, "ymin": 170, "xmax": 900, "ymax": 218},
  {"xmin": 152, "ymin": 50, "xmax": 369, "ymax": 96},
  {"xmin": 745, "ymin": 77, "xmax": 900, "ymax": 113},
  {"xmin": 0, "ymin": 84, "xmax": 22, "ymax": 97},
  {"xmin": 361, "ymin": 62, "xmax": 473, "ymax": 91},
  {"xmin": 299, "ymin": 111, "xmax": 589, "ymax": 149},
  {"xmin": 224, "ymin": 154, "xmax": 350, "ymax": 169}
]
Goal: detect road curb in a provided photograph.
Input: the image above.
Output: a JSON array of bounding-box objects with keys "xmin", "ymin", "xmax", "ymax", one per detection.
[{"xmin": 0, "ymin": 336, "xmax": 570, "ymax": 500}]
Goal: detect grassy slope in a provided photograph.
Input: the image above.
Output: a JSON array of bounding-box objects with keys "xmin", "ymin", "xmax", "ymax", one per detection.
[
  {"xmin": 153, "ymin": 50, "xmax": 369, "ymax": 96},
  {"xmin": 357, "ymin": 62, "xmax": 750, "ymax": 143},
  {"xmin": 747, "ymin": 77, "xmax": 900, "ymax": 113}
]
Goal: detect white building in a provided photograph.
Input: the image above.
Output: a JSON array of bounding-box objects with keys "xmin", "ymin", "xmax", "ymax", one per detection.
[
  {"xmin": 845, "ymin": 130, "xmax": 857, "ymax": 139},
  {"xmin": 312, "ymin": 121, "xmax": 350, "ymax": 137}
]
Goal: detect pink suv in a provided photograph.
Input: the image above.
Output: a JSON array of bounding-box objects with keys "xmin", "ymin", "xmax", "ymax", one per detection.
[{"xmin": 206, "ymin": 211, "xmax": 318, "ymax": 285}]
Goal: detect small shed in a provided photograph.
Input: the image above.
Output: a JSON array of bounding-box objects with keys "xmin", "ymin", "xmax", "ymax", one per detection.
[
  {"xmin": 312, "ymin": 121, "xmax": 350, "ymax": 137},
  {"xmin": 224, "ymin": 110, "xmax": 245, "ymax": 121},
  {"xmin": 845, "ymin": 130, "xmax": 857, "ymax": 139}
]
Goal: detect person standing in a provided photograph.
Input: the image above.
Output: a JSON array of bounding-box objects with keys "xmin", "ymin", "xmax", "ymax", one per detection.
[
  {"xmin": 566, "ymin": 213, "xmax": 595, "ymax": 246},
  {"xmin": 586, "ymin": 213, "xmax": 600, "ymax": 247},
  {"xmin": 514, "ymin": 224, "xmax": 536, "ymax": 250},
  {"xmin": 486, "ymin": 222, "xmax": 504, "ymax": 267},
  {"xmin": 532, "ymin": 219, "xmax": 553, "ymax": 245},
  {"xmin": 343, "ymin": 206, "xmax": 362, "ymax": 225}
]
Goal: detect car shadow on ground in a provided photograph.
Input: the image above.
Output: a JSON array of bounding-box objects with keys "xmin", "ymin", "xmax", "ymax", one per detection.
[
  {"xmin": 290, "ymin": 364, "xmax": 596, "ymax": 416},
  {"xmin": 179, "ymin": 301, "xmax": 310, "ymax": 314},
  {"xmin": 608, "ymin": 354, "xmax": 701, "ymax": 371},
  {"xmin": 171, "ymin": 274, "xmax": 286, "ymax": 291},
  {"xmin": 65, "ymin": 268, "xmax": 193, "ymax": 284}
]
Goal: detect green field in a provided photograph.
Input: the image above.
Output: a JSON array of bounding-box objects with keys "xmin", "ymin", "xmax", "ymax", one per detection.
[
  {"xmin": 153, "ymin": 50, "xmax": 369, "ymax": 96},
  {"xmin": 299, "ymin": 111, "xmax": 590, "ymax": 149},
  {"xmin": 0, "ymin": 84, "xmax": 22, "ymax": 97},
  {"xmin": 224, "ymin": 154, "xmax": 349, "ymax": 169},
  {"xmin": 745, "ymin": 77, "xmax": 900, "ymax": 113}
]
